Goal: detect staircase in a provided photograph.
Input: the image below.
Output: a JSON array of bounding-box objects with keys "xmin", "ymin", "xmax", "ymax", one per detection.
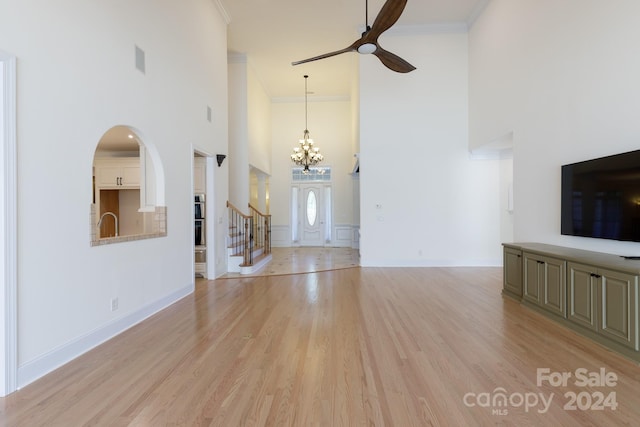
[{"xmin": 226, "ymin": 201, "xmax": 272, "ymax": 274}]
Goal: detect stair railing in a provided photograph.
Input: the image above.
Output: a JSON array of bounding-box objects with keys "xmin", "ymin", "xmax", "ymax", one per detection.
[
  {"xmin": 226, "ymin": 201, "xmax": 253, "ymax": 266},
  {"xmin": 248, "ymin": 203, "xmax": 271, "ymax": 256}
]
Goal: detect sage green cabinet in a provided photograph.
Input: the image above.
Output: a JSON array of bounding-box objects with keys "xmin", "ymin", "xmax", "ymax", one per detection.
[
  {"xmin": 599, "ymin": 268, "xmax": 638, "ymax": 350},
  {"xmin": 523, "ymin": 252, "xmax": 566, "ymax": 318},
  {"xmin": 567, "ymin": 262, "xmax": 598, "ymax": 332},
  {"xmin": 523, "ymin": 255, "xmax": 543, "ymax": 304},
  {"xmin": 504, "ymin": 243, "xmax": 640, "ymax": 361},
  {"xmin": 568, "ymin": 262, "xmax": 638, "ymax": 350},
  {"xmin": 503, "ymin": 247, "xmax": 522, "ymax": 298}
]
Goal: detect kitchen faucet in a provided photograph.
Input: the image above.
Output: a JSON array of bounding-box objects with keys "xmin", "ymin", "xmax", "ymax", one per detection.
[{"xmin": 97, "ymin": 211, "xmax": 119, "ymax": 237}]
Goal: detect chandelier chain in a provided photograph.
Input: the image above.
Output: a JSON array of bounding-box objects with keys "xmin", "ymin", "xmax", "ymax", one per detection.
[{"xmin": 304, "ymin": 75, "xmax": 309, "ymax": 133}]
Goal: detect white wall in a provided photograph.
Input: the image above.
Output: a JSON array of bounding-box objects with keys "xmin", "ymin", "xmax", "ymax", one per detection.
[
  {"xmin": 499, "ymin": 156, "xmax": 514, "ymax": 244},
  {"xmin": 470, "ymin": 0, "xmax": 640, "ymax": 255},
  {"xmin": 270, "ymin": 98, "xmax": 354, "ymax": 245},
  {"xmin": 359, "ymin": 31, "xmax": 502, "ymax": 266},
  {"xmin": 228, "ymin": 57, "xmax": 250, "ymax": 209},
  {"xmin": 228, "ymin": 57, "xmax": 272, "ymax": 211},
  {"xmin": 248, "ymin": 65, "xmax": 272, "ymax": 176},
  {"xmin": 0, "ymin": 0, "xmax": 228, "ymax": 388}
]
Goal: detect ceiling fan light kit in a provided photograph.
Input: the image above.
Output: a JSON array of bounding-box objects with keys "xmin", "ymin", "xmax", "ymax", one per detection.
[
  {"xmin": 292, "ymin": 0, "xmax": 416, "ymax": 73},
  {"xmin": 358, "ymin": 43, "xmax": 377, "ymax": 54}
]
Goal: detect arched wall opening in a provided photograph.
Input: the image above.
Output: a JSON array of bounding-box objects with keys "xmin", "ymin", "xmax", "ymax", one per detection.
[{"xmin": 90, "ymin": 125, "xmax": 167, "ymax": 246}]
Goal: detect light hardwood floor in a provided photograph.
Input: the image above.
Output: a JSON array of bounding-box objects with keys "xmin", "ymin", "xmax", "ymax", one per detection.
[
  {"xmin": 1, "ymin": 263, "xmax": 640, "ymax": 425},
  {"xmin": 221, "ymin": 247, "xmax": 361, "ymax": 278}
]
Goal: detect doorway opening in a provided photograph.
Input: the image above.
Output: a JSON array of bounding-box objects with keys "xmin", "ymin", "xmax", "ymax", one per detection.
[
  {"xmin": 291, "ymin": 167, "xmax": 332, "ymax": 246},
  {"xmin": 193, "ymin": 150, "xmax": 215, "ymax": 279}
]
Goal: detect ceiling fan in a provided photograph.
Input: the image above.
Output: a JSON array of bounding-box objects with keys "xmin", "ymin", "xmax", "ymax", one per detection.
[{"xmin": 291, "ymin": 0, "xmax": 416, "ymax": 73}]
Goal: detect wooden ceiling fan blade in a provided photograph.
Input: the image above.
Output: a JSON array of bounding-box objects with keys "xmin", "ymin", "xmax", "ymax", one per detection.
[
  {"xmin": 367, "ymin": 0, "xmax": 409, "ymax": 39},
  {"xmin": 292, "ymin": 46, "xmax": 356, "ymax": 66},
  {"xmin": 372, "ymin": 47, "xmax": 416, "ymax": 73}
]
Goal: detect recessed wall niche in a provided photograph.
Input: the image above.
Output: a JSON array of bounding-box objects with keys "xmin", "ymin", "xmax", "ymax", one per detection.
[{"xmin": 91, "ymin": 125, "xmax": 166, "ymax": 246}]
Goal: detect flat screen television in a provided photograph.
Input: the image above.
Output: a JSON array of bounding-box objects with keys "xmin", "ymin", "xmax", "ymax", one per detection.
[{"xmin": 561, "ymin": 149, "xmax": 640, "ymax": 242}]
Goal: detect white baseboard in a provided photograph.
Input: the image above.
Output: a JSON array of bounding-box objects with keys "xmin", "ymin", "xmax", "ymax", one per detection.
[{"xmin": 17, "ymin": 283, "xmax": 194, "ymax": 389}]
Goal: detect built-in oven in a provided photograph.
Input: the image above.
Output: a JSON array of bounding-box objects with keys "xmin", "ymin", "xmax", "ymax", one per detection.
[
  {"xmin": 195, "ymin": 194, "xmax": 205, "ymax": 219},
  {"xmin": 195, "ymin": 219, "xmax": 205, "ymax": 246},
  {"xmin": 194, "ymin": 194, "xmax": 205, "ymax": 246}
]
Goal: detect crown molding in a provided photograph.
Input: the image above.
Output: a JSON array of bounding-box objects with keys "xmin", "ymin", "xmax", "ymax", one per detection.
[
  {"xmin": 467, "ymin": 0, "xmax": 490, "ymax": 27},
  {"xmin": 214, "ymin": 0, "xmax": 231, "ymax": 24}
]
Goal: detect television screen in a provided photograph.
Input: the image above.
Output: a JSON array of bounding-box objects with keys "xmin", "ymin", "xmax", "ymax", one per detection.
[{"xmin": 561, "ymin": 149, "xmax": 640, "ymax": 242}]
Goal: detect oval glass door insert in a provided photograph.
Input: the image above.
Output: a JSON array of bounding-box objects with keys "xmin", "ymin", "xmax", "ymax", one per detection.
[{"xmin": 306, "ymin": 190, "xmax": 317, "ymax": 226}]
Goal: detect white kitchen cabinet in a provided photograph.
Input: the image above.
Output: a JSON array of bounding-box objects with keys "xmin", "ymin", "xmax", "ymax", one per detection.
[{"xmin": 95, "ymin": 158, "xmax": 140, "ymax": 189}]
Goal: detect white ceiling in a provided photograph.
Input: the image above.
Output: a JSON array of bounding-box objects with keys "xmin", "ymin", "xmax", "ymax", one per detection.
[{"xmin": 221, "ymin": 0, "xmax": 489, "ymax": 99}]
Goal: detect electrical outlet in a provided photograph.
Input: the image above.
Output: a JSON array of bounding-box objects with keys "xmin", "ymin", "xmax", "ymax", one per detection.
[{"xmin": 111, "ymin": 297, "xmax": 119, "ymax": 312}]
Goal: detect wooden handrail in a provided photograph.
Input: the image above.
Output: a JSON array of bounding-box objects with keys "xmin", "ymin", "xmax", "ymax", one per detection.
[
  {"xmin": 248, "ymin": 203, "xmax": 271, "ymax": 218},
  {"xmin": 226, "ymin": 201, "xmax": 251, "ymax": 218}
]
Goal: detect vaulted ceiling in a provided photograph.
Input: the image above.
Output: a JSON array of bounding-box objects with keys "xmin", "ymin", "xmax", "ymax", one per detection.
[{"xmin": 220, "ymin": 0, "xmax": 489, "ymax": 99}]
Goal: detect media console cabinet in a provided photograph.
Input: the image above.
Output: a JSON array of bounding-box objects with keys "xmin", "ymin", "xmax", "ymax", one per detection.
[{"xmin": 503, "ymin": 242, "xmax": 640, "ymax": 363}]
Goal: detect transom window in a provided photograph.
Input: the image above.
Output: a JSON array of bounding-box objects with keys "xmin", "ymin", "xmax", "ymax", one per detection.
[{"xmin": 292, "ymin": 167, "xmax": 331, "ymax": 182}]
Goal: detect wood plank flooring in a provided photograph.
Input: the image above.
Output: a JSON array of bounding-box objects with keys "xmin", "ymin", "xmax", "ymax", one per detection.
[
  {"xmin": 220, "ymin": 247, "xmax": 360, "ymax": 278},
  {"xmin": 1, "ymin": 265, "xmax": 640, "ymax": 425}
]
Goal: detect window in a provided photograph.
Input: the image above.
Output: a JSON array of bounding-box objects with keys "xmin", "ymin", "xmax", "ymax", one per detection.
[
  {"xmin": 306, "ymin": 190, "xmax": 317, "ymax": 226},
  {"xmin": 292, "ymin": 167, "xmax": 331, "ymax": 182}
]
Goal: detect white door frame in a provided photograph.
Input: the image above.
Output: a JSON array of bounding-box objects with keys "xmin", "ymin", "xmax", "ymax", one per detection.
[
  {"xmin": 1, "ymin": 51, "xmax": 18, "ymax": 396},
  {"xmin": 192, "ymin": 147, "xmax": 216, "ymax": 279},
  {"xmin": 292, "ymin": 182, "xmax": 333, "ymax": 247}
]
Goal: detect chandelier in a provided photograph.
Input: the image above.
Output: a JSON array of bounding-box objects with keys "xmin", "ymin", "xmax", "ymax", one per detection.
[{"xmin": 291, "ymin": 75, "xmax": 323, "ymax": 172}]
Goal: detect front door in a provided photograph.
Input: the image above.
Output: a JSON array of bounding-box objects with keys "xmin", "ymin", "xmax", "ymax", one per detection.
[{"xmin": 300, "ymin": 185, "xmax": 323, "ymax": 246}]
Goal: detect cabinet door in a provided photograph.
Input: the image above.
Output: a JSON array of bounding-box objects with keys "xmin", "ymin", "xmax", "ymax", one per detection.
[
  {"xmin": 523, "ymin": 254, "xmax": 543, "ymax": 304},
  {"xmin": 120, "ymin": 163, "xmax": 140, "ymax": 187},
  {"xmin": 95, "ymin": 159, "xmax": 140, "ymax": 189},
  {"xmin": 598, "ymin": 268, "xmax": 638, "ymax": 350},
  {"xmin": 96, "ymin": 165, "xmax": 121, "ymax": 187},
  {"xmin": 542, "ymin": 256, "xmax": 566, "ymax": 318},
  {"xmin": 567, "ymin": 262, "xmax": 598, "ymax": 331},
  {"xmin": 503, "ymin": 247, "xmax": 522, "ymax": 298}
]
